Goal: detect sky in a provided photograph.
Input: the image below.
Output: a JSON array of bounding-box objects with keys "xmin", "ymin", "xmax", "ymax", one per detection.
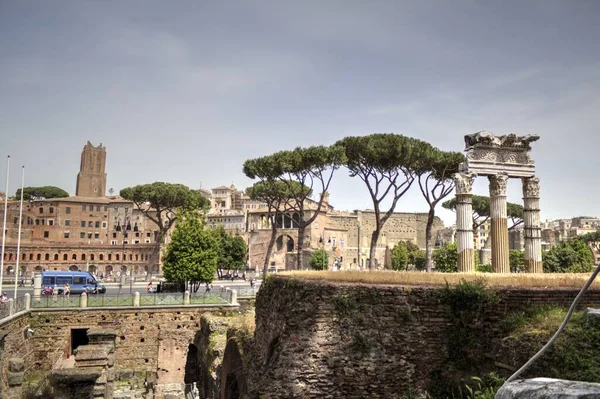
[{"xmin": 1, "ymin": 0, "xmax": 599, "ymax": 226}]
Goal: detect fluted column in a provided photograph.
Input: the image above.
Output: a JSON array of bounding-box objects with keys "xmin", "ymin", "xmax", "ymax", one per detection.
[
  {"xmin": 454, "ymin": 173, "xmax": 475, "ymax": 272},
  {"xmin": 489, "ymin": 174, "xmax": 510, "ymax": 273},
  {"xmin": 523, "ymin": 177, "xmax": 542, "ymax": 273}
]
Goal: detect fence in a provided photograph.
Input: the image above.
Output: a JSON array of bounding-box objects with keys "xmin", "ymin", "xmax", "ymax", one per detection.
[
  {"xmin": 0, "ymin": 286, "xmax": 256, "ymax": 324},
  {"xmin": 237, "ymin": 287, "xmax": 259, "ymax": 297}
]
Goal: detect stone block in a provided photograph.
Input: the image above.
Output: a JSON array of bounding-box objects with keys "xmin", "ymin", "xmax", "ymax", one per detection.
[
  {"xmin": 76, "ymin": 344, "xmax": 112, "ymax": 361},
  {"xmin": 6, "ymin": 372, "xmax": 24, "ymax": 386},
  {"xmin": 7, "ymin": 358, "xmax": 24, "ymax": 372},
  {"xmin": 586, "ymin": 308, "xmax": 600, "ymax": 328},
  {"xmin": 51, "ymin": 367, "xmax": 103, "ymax": 384},
  {"xmin": 107, "ymin": 368, "xmax": 116, "ymax": 382},
  {"xmin": 93, "ymin": 384, "xmax": 107, "ymax": 397},
  {"xmin": 118, "ymin": 369, "xmax": 134, "ymax": 380},
  {"xmin": 496, "ymin": 378, "xmax": 600, "ymax": 398},
  {"xmin": 107, "ymin": 354, "xmax": 115, "ymax": 367}
]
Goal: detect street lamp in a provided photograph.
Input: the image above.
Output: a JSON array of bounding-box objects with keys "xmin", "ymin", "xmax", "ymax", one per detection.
[{"xmin": 116, "ymin": 212, "xmax": 137, "ymax": 294}]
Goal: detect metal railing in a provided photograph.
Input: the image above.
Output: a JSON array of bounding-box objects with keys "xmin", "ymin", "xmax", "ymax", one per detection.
[
  {"xmin": 237, "ymin": 287, "xmax": 259, "ymax": 297},
  {"xmin": 0, "ymin": 302, "xmax": 9, "ymax": 319},
  {"xmin": 0, "ymin": 287, "xmax": 245, "ymax": 324},
  {"xmin": 32, "ymin": 295, "xmax": 80, "ymax": 308}
]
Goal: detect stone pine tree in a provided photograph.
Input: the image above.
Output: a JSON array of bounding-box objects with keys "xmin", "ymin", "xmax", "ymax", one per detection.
[
  {"xmin": 243, "ymin": 145, "xmax": 345, "ymax": 269},
  {"xmin": 246, "ymin": 180, "xmax": 309, "ymax": 275},
  {"xmin": 415, "ymin": 148, "xmax": 465, "ymax": 272},
  {"xmin": 120, "ymin": 182, "xmax": 210, "ymax": 278},
  {"xmin": 336, "ymin": 134, "xmax": 434, "ymax": 269},
  {"xmin": 16, "ymin": 186, "xmax": 69, "ymax": 201},
  {"xmin": 162, "ymin": 211, "xmax": 220, "ymax": 292}
]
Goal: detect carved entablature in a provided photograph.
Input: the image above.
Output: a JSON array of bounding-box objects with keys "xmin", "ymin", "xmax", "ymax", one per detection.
[
  {"xmin": 523, "ymin": 177, "xmax": 540, "ymax": 198},
  {"xmin": 453, "ymin": 172, "xmax": 476, "ymax": 195},
  {"xmin": 460, "ymin": 131, "xmax": 539, "ymax": 178},
  {"xmin": 489, "ymin": 174, "xmax": 509, "ymax": 197}
]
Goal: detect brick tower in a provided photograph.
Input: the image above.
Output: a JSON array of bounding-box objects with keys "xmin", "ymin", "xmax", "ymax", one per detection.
[{"xmin": 75, "ymin": 141, "xmax": 107, "ymax": 197}]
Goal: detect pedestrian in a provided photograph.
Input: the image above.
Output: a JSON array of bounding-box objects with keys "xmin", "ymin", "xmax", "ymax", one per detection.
[
  {"xmin": 0, "ymin": 292, "xmax": 7, "ymax": 303},
  {"xmin": 64, "ymin": 283, "xmax": 71, "ymax": 298},
  {"xmin": 250, "ymin": 278, "xmax": 255, "ymax": 288},
  {"xmin": 205, "ymin": 283, "xmax": 211, "ymax": 293},
  {"xmin": 31, "ymin": 277, "xmax": 34, "ymax": 286}
]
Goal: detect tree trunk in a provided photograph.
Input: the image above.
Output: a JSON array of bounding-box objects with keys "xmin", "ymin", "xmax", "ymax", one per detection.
[
  {"xmin": 297, "ymin": 225, "xmax": 306, "ymax": 270},
  {"xmin": 263, "ymin": 222, "xmax": 278, "ymax": 276},
  {"xmin": 368, "ymin": 229, "xmax": 381, "ymax": 270},
  {"xmin": 425, "ymin": 207, "xmax": 435, "ymax": 272}
]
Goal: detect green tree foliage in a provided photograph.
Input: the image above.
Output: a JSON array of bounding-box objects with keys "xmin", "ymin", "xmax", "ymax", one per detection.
[
  {"xmin": 16, "ymin": 186, "xmax": 69, "ymax": 201},
  {"xmin": 581, "ymin": 231, "xmax": 600, "ymax": 243},
  {"xmin": 120, "ymin": 182, "xmax": 210, "ymax": 275},
  {"xmin": 415, "ymin": 148, "xmax": 465, "ymax": 272},
  {"xmin": 543, "ymin": 238, "xmax": 595, "ymax": 273},
  {"xmin": 246, "ymin": 180, "xmax": 309, "ymax": 275},
  {"xmin": 390, "ymin": 242, "xmax": 409, "ymax": 271},
  {"xmin": 433, "ymin": 242, "xmax": 458, "ymax": 272},
  {"xmin": 509, "ymin": 250, "xmax": 525, "ymax": 273},
  {"xmin": 212, "ymin": 226, "xmax": 248, "ymax": 271},
  {"xmin": 244, "ymin": 145, "xmax": 345, "ymax": 269},
  {"xmin": 336, "ymin": 134, "xmax": 434, "ymax": 269},
  {"xmin": 309, "ymin": 248, "xmax": 329, "ymax": 270},
  {"xmin": 411, "ymin": 250, "xmax": 427, "ymax": 271},
  {"xmin": 162, "ymin": 212, "xmax": 219, "ymax": 292},
  {"xmin": 442, "ymin": 195, "xmax": 524, "ymax": 231}
]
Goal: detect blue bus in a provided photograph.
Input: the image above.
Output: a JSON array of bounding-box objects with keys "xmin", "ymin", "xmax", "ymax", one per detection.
[{"xmin": 42, "ymin": 271, "xmax": 106, "ymax": 295}]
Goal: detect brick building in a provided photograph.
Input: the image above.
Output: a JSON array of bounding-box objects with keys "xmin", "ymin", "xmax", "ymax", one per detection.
[{"xmin": 0, "ymin": 142, "xmax": 160, "ymax": 278}]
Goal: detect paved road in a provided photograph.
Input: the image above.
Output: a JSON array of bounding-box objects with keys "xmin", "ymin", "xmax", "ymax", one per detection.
[{"xmin": 0, "ymin": 280, "xmax": 261, "ymax": 296}]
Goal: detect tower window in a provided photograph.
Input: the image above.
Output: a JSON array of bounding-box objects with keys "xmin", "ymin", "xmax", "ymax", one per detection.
[
  {"xmin": 82, "ymin": 205, "xmax": 86, "ymax": 211},
  {"xmin": 66, "ymin": 207, "xmax": 71, "ymax": 214}
]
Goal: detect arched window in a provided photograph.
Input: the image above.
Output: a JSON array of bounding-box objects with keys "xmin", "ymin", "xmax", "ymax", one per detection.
[
  {"xmin": 135, "ymin": 254, "xmax": 139, "ymax": 261},
  {"xmin": 108, "ymin": 254, "xmax": 112, "ymax": 261},
  {"xmin": 22, "ymin": 253, "xmax": 26, "ymax": 260},
  {"xmin": 116, "ymin": 254, "xmax": 120, "ymax": 261},
  {"xmin": 54, "ymin": 254, "xmax": 58, "ymax": 261},
  {"xmin": 35, "ymin": 219, "xmax": 40, "ymax": 225},
  {"xmin": 99, "ymin": 254, "xmax": 104, "ymax": 261},
  {"xmin": 72, "ymin": 254, "xmax": 77, "ymax": 260},
  {"xmin": 45, "ymin": 253, "xmax": 50, "ymax": 261},
  {"xmin": 82, "ymin": 254, "xmax": 87, "ymax": 261},
  {"xmin": 63, "ymin": 254, "xmax": 68, "ymax": 261},
  {"xmin": 90, "ymin": 254, "xmax": 95, "ymax": 261},
  {"xmin": 129, "ymin": 254, "xmax": 133, "ymax": 261},
  {"xmin": 37, "ymin": 253, "xmax": 41, "ymax": 261},
  {"xmin": 29, "ymin": 254, "xmax": 33, "ymax": 261},
  {"xmin": 39, "ymin": 207, "xmax": 44, "ymax": 214}
]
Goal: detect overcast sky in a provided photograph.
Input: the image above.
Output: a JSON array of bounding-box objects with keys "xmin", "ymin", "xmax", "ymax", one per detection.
[{"xmin": 1, "ymin": 0, "xmax": 599, "ymax": 226}]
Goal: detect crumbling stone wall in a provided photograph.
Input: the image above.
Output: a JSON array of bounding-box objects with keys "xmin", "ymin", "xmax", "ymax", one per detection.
[
  {"xmin": 248, "ymin": 277, "xmax": 600, "ymax": 398},
  {"xmin": 0, "ymin": 313, "xmax": 32, "ymax": 398}
]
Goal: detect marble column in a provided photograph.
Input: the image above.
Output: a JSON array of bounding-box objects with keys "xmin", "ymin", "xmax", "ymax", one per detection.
[
  {"xmin": 454, "ymin": 173, "xmax": 475, "ymax": 272},
  {"xmin": 522, "ymin": 177, "xmax": 542, "ymax": 273},
  {"xmin": 489, "ymin": 174, "xmax": 510, "ymax": 273}
]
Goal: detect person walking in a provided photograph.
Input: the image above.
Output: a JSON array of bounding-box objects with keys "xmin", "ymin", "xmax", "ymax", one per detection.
[{"xmin": 64, "ymin": 283, "xmax": 71, "ymax": 298}]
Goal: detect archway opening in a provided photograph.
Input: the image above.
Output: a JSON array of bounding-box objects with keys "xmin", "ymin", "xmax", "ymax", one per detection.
[
  {"xmin": 184, "ymin": 344, "xmax": 200, "ymax": 385},
  {"xmin": 69, "ymin": 265, "xmax": 79, "ymax": 271}
]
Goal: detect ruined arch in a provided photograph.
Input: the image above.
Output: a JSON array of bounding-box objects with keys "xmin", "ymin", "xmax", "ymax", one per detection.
[
  {"xmin": 276, "ymin": 235, "xmax": 294, "ymax": 253},
  {"xmin": 69, "ymin": 265, "xmax": 79, "ymax": 271},
  {"xmin": 184, "ymin": 344, "xmax": 200, "ymax": 385},
  {"xmin": 220, "ymin": 339, "xmax": 247, "ymax": 399},
  {"xmin": 105, "ymin": 265, "xmax": 113, "ymax": 274}
]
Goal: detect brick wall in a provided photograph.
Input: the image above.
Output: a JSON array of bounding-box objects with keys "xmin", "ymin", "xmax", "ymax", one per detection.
[{"xmin": 249, "ymin": 277, "xmax": 600, "ymax": 398}]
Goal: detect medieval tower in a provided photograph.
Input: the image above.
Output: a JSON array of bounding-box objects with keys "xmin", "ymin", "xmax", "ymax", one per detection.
[{"xmin": 75, "ymin": 141, "xmax": 107, "ymax": 197}]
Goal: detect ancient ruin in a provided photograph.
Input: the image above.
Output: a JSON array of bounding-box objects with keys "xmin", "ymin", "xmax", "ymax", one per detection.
[{"xmin": 454, "ymin": 131, "xmax": 542, "ymax": 273}]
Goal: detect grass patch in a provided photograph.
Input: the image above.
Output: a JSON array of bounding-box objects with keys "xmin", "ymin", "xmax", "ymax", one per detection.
[
  {"xmin": 277, "ymin": 270, "xmax": 600, "ymax": 289},
  {"xmin": 503, "ymin": 306, "xmax": 600, "ymax": 382}
]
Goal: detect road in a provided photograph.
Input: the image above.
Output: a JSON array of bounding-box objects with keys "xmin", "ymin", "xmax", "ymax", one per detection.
[{"xmin": 0, "ymin": 279, "xmax": 261, "ymax": 296}]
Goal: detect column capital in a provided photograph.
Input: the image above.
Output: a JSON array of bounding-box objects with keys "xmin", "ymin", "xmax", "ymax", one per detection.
[
  {"xmin": 523, "ymin": 176, "xmax": 540, "ymax": 198},
  {"xmin": 453, "ymin": 172, "xmax": 476, "ymax": 195},
  {"xmin": 489, "ymin": 174, "xmax": 509, "ymax": 197}
]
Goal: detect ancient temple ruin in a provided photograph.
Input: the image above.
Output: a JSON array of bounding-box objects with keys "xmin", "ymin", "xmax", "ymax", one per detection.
[{"xmin": 453, "ymin": 131, "xmax": 542, "ymax": 273}]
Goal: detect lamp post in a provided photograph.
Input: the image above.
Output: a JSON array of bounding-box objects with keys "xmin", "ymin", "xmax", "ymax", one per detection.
[{"xmin": 116, "ymin": 209, "xmax": 136, "ymax": 294}]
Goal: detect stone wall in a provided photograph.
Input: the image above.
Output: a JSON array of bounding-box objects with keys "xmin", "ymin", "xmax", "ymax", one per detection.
[
  {"xmin": 0, "ymin": 314, "xmax": 32, "ymax": 398},
  {"xmin": 248, "ymin": 276, "xmax": 600, "ymax": 398}
]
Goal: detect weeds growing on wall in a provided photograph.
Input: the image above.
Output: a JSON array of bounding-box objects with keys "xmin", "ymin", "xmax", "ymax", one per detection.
[{"xmin": 437, "ymin": 278, "xmax": 499, "ymax": 368}]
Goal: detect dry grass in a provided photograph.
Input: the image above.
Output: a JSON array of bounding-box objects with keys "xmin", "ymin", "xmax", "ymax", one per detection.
[{"xmin": 275, "ymin": 270, "xmax": 600, "ymax": 289}]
